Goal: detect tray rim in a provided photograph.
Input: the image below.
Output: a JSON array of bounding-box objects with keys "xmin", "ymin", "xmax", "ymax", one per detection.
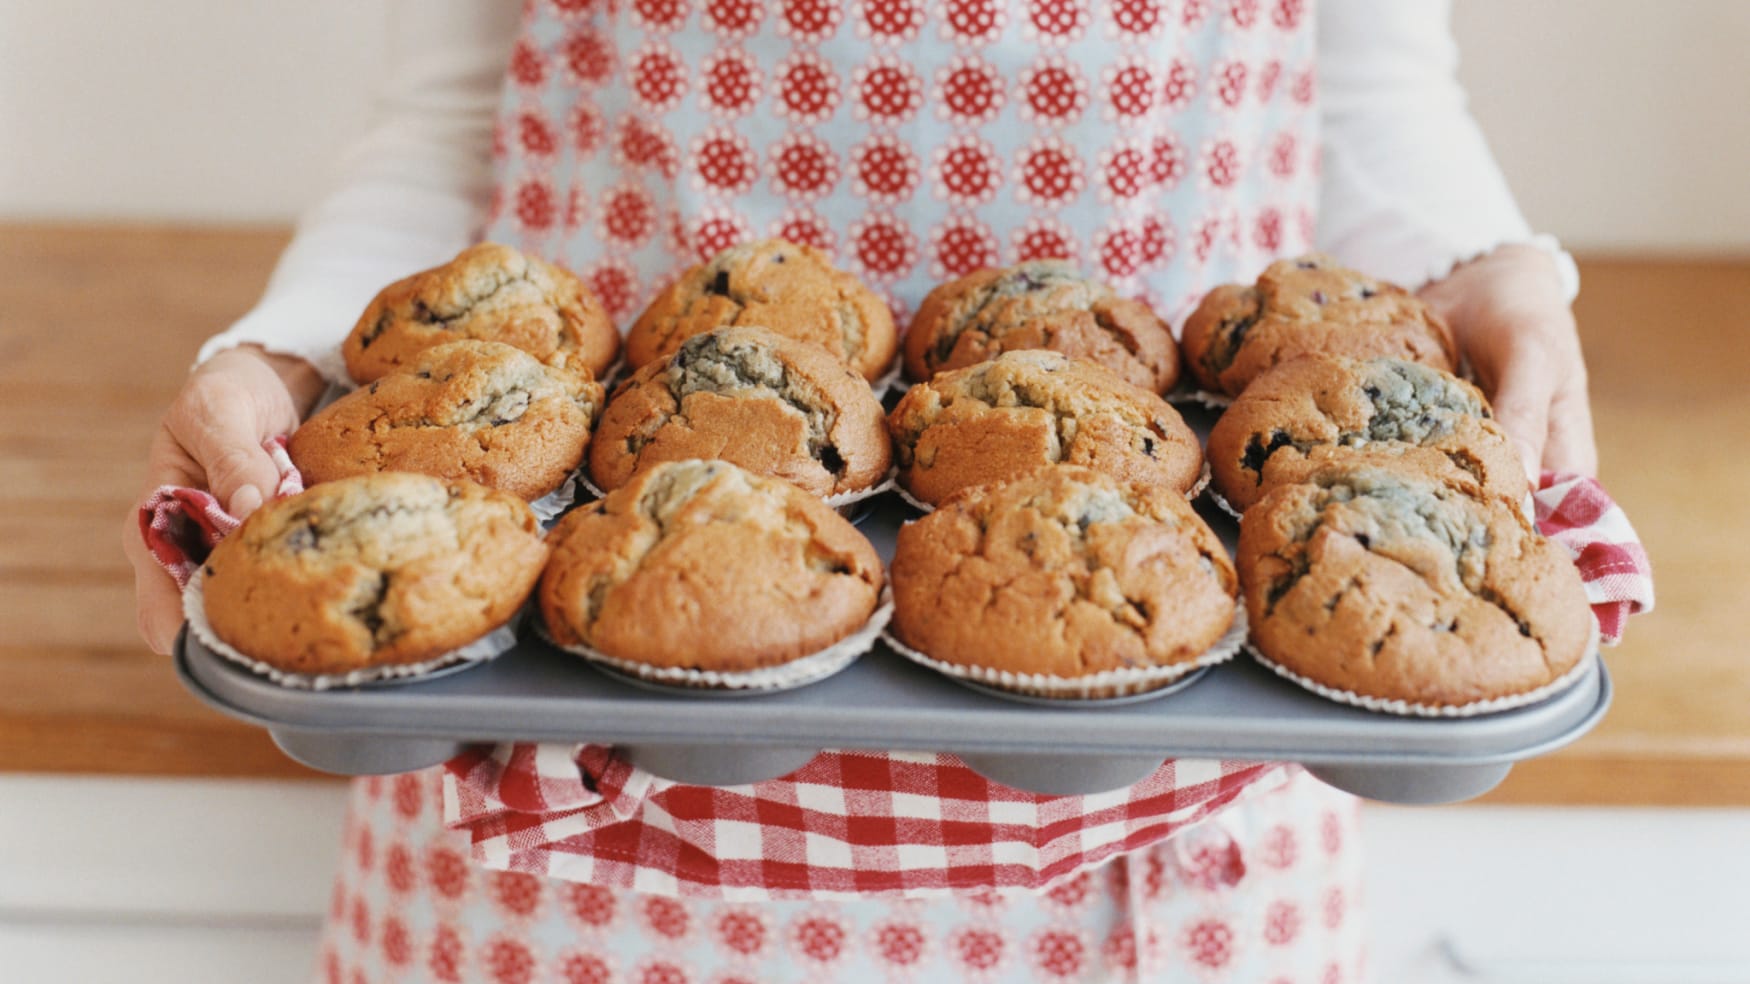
[{"xmin": 175, "ymin": 626, "xmax": 1612, "ymax": 770}]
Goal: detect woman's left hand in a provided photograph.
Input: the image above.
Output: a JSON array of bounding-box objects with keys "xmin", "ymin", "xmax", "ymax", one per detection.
[{"xmin": 1418, "ymin": 244, "xmax": 1598, "ymax": 480}]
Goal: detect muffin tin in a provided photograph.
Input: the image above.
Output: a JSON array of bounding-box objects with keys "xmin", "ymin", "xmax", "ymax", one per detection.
[{"xmin": 176, "ymin": 466, "xmax": 1610, "ymax": 805}]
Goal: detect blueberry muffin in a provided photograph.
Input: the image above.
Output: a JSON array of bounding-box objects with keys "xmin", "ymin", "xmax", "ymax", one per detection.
[
  {"xmin": 887, "ymin": 350, "xmax": 1202, "ymax": 507},
  {"xmin": 1180, "ymin": 254, "xmax": 1457, "ymax": 397},
  {"xmin": 343, "ymin": 242, "xmax": 620, "ymax": 384},
  {"xmin": 541, "ymin": 460, "xmax": 885, "ymax": 670},
  {"xmin": 890, "ymin": 467, "xmax": 1236, "ymax": 687},
  {"xmin": 588, "ymin": 327, "xmax": 891, "ymax": 498},
  {"xmin": 1237, "ymin": 465, "xmax": 1591, "ymax": 707},
  {"xmin": 200, "ymin": 473, "xmax": 548, "ymax": 676},
  {"xmin": 625, "ymin": 239, "xmax": 898, "ymax": 381},
  {"xmin": 904, "ymin": 261, "xmax": 1180, "ymax": 392},
  {"xmin": 1208, "ymin": 355, "xmax": 1526, "ymax": 513},
  {"xmin": 290, "ymin": 341, "xmax": 604, "ymax": 502}
]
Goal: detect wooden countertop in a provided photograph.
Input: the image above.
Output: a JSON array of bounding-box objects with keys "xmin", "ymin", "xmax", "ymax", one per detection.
[{"xmin": 2, "ymin": 223, "xmax": 1744, "ymax": 804}]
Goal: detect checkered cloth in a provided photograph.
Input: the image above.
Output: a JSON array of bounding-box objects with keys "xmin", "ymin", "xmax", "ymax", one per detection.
[
  {"xmin": 139, "ymin": 437, "xmax": 302, "ymax": 588},
  {"xmin": 146, "ymin": 454, "xmax": 1653, "ymax": 898}
]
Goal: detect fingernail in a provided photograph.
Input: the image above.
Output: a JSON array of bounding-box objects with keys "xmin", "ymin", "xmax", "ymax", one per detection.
[{"xmin": 230, "ymin": 485, "xmax": 264, "ymax": 519}]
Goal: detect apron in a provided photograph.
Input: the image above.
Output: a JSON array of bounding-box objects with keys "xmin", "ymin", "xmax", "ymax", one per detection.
[{"xmin": 316, "ymin": 0, "xmax": 1361, "ymax": 980}]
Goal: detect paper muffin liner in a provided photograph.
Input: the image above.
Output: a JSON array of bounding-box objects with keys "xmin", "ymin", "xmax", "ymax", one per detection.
[
  {"xmin": 871, "ymin": 356, "xmax": 906, "ymax": 400},
  {"xmin": 1207, "ymin": 485, "xmax": 1244, "ymax": 521},
  {"xmin": 897, "ymin": 461, "xmax": 1214, "ymax": 515},
  {"xmin": 541, "ymin": 590, "xmax": 894, "ymax": 693},
  {"xmin": 1244, "ymin": 616, "xmax": 1602, "ymax": 718},
  {"xmin": 530, "ymin": 472, "xmax": 584, "ymax": 525},
  {"xmin": 883, "ymin": 600, "xmax": 1247, "ymax": 701},
  {"xmin": 181, "ymin": 568, "xmax": 521, "ymax": 691},
  {"xmin": 1165, "ymin": 383, "xmax": 1232, "ymax": 409}
]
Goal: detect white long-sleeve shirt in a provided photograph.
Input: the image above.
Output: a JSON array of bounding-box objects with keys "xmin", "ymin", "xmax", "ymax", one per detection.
[{"xmin": 201, "ymin": 0, "xmax": 1577, "ymax": 382}]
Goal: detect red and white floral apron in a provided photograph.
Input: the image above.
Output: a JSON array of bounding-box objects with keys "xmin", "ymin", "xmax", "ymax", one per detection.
[{"xmin": 315, "ymin": 0, "xmax": 1367, "ymax": 980}]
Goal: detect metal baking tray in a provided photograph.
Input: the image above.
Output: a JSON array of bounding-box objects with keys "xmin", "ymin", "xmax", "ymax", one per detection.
[{"xmin": 176, "ymin": 475, "xmax": 1610, "ymax": 805}]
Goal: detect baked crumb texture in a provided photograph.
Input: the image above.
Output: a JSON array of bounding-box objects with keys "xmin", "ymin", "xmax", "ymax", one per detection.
[
  {"xmin": 888, "ymin": 350, "xmax": 1202, "ymax": 507},
  {"xmin": 541, "ymin": 460, "xmax": 884, "ymax": 670},
  {"xmin": 904, "ymin": 260, "xmax": 1181, "ymax": 392},
  {"xmin": 1237, "ymin": 466, "xmax": 1591, "ymax": 706},
  {"xmin": 201, "ymin": 473, "xmax": 548, "ymax": 675},
  {"xmin": 1208, "ymin": 354, "xmax": 1526, "ymax": 513},
  {"xmin": 343, "ymin": 242, "xmax": 620, "ymax": 383},
  {"xmin": 590, "ymin": 327, "xmax": 891, "ymax": 497},
  {"xmin": 1180, "ymin": 253, "xmax": 1457, "ymax": 397},
  {"xmin": 891, "ymin": 466, "xmax": 1236, "ymax": 677},
  {"xmin": 626, "ymin": 239, "xmax": 897, "ymax": 381},
  {"xmin": 292, "ymin": 340, "xmax": 603, "ymax": 501}
]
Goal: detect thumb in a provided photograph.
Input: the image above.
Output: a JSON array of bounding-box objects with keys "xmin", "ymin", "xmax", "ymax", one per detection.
[
  {"xmin": 1487, "ymin": 355, "xmax": 1553, "ymax": 483},
  {"xmin": 171, "ymin": 385, "xmax": 291, "ymax": 519}
]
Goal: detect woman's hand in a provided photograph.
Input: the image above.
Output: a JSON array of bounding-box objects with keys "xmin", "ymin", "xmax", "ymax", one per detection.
[
  {"xmin": 122, "ymin": 346, "xmax": 326, "ymax": 655},
  {"xmin": 1419, "ymin": 244, "xmax": 1598, "ymax": 481}
]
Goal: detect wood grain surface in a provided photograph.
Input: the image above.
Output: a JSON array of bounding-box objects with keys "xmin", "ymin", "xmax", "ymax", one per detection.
[{"xmin": 1, "ymin": 224, "xmax": 1744, "ymax": 803}]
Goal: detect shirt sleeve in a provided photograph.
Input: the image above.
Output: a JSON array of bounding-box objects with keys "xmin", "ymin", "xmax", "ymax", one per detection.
[
  {"xmin": 196, "ymin": 0, "xmax": 520, "ymax": 382},
  {"xmin": 1315, "ymin": 0, "xmax": 1579, "ymax": 300}
]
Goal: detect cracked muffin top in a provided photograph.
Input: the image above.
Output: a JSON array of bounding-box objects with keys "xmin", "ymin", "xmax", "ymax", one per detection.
[
  {"xmin": 290, "ymin": 341, "xmax": 604, "ymax": 502},
  {"xmin": 1179, "ymin": 254, "xmax": 1457, "ymax": 397},
  {"xmin": 903, "ymin": 261, "xmax": 1181, "ymax": 392},
  {"xmin": 625, "ymin": 239, "xmax": 897, "ymax": 381},
  {"xmin": 1236, "ymin": 465, "xmax": 1591, "ymax": 707},
  {"xmin": 1208, "ymin": 355, "xmax": 1526, "ymax": 513},
  {"xmin": 342, "ymin": 243, "xmax": 620, "ymax": 384},
  {"xmin": 540, "ymin": 459, "xmax": 884, "ymax": 670},
  {"xmin": 887, "ymin": 350, "xmax": 1202, "ymax": 508},
  {"xmin": 589, "ymin": 327, "xmax": 891, "ymax": 498},
  {"xmin": 201, "ymin": 473, "xmax": 548, "ymax": 676},
  {"xmin": 890, "ymin": 466, "xmax": 1236, "ymax": 681}
]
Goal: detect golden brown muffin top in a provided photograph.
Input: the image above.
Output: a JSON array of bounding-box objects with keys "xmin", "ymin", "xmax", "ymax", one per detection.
[
  {"xmin": 1180, "ymin": 253, "xmax": 1456, "ymax": 397},
  {"xmin": 625, "ymin": 238, "xmax": 897, "ymax": 380},
  {"xmin": 540, "ymin": 460, "xmax": 884, "ymax": 670},
  {"xmin": 589, "ymin": 327, "xmax": 891, "ymax": 497},
  {"xmin": 891, "ymin": 466, "xmax": 1236, "ymax": 679},
  {"xmin": 343, "ymin": 242, "xmax": 620, "ymax": 383},
  {"xmin": 904, "ymin": 260, "xmax": 1181, "ymax": 392},
  {"xmin": 1237, "ymin": 465, "xmax": 1591, "ymax": 706}
]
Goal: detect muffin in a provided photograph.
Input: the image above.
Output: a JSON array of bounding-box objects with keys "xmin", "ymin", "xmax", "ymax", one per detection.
[
  {"xmin": 200, "ymin": 473, "xmax": 548, "ymax": 676},
  {"xmin": 1207, "ymin": 355, "xmax": 1526, "ymax": 513},
  {"xmin": 890, "ymin": 467, "xmax": 1237, "ymax": 691},
  {"xmin": 1237, "ymin": 465, "xmax": 1592, "ymax": 708},
  {"xmin": 540, "ymin": 459, "xmax": 885, "ymax": 671},
  {"xmin": 887, "ymin": 350, "xmax": 1202, "ymax": 507},
  {"xmin": 1180, "ymin": 254, "xmax": 1457, "ymax": 397},
  {"xmin": 343, "ymin": 242, "xmax": 620, "ymax": 384},
  {"xmin": 625, "ymin": 238, "xmax": 898, "ymax": 381},
  {"xmin": 290, "ymin": 341, "xmax": 604, "ymax": 502},
  {"xmin": 904, "ymin": 260, "xmax": 1180, "ymax": 392},
  {"xmin": 589, "ymin": 327, "xmax": 892, "ymax": 498}
]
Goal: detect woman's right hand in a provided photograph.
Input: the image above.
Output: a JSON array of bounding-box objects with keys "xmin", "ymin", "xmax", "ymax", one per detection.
[{"xmin": 122, "ymin": 346, "xmax": 326, "ymax": 655}]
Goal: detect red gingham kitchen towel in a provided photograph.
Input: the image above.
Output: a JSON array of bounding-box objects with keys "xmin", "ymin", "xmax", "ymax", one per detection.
[
  {"xmin": 139, "ymin": 436, "xmax": 302, "ymax": 588},
  {"xmin": 1534, "ymin": 471, "xmax": 1655, "ymax": 644},
  {"xmin": 146, "ymin": 457, "xmax": 1653, "ymax": 898}
]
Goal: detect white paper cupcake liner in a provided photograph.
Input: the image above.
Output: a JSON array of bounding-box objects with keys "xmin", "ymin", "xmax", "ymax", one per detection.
[
  {"xmin": 530, "ymin": 472, "xmax": 584, "ymax": 524},
  {"xmin": 1207, "ymin": 485, "xmax": 1243, "ymax": 521},
  {"xmin": 541, "ymin": 591, "xmax": 894, "ymax": 693},
  {"xmin": 897, "ymin": 461, "xmax": 1213, "ymax": 515},
  {"xmin": 1165, "ymin": 383, "xmax": 1232, "ymax": 409},
  {"xmin": 181, "ymin": 568, "xmax": 521, "ymax": 691},
  {"xmin": 883, "ymin": 600, "xmax": 1247, "ymax": 701},
  {"xmin": 1245, "ymin": 616, "xmax": 1602, "ymax": 718},
  {"xmin": 871, "ymin": 356, "xmax": 906, "ymax": 400}
]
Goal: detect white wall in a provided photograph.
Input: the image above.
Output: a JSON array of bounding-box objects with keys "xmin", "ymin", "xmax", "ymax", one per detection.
[{"xmin": 1, "ymin": 1, "xmax": 1746, "ymax": 250}]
